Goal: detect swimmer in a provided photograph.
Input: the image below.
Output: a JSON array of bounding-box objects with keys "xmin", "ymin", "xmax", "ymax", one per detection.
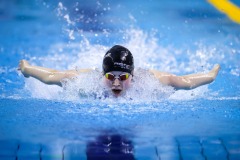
[{"xmin": 18, "ymin": 45, "xmax": 220, "ymax": 96}]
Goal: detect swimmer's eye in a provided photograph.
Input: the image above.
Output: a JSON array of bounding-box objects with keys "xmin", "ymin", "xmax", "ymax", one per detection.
[
  {"xmin": 105, "ymin": 73, "xmax": 129, "ymax": 81},
  {"xmin": 119, "ymin": 73, "xmax": 129, "ymax": 81},
  {"xmin": 105, "ymin": 73, "xmax": 115, "ymax": 81}
]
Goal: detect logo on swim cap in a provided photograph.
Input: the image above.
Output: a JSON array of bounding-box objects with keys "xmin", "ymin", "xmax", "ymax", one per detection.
[
  {"xmin": 102, "ymin": 45, "xmax": 134, "ymax": 74},
  {"xmin": 120, "ymin": 50, "xmax": 128, "ymax": 61}
]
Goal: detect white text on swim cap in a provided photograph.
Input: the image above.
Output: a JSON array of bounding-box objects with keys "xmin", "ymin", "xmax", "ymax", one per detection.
[{"xmin": 114, "ymin": 62, "xmax": 131, "ymax": 70}]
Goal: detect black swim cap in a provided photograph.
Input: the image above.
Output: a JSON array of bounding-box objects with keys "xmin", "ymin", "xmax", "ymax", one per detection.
[{"xmin": 102, "ymin": 45, "xmax": 134, "ymax": 75}]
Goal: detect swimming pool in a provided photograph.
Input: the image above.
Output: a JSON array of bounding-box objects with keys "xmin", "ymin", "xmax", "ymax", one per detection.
[{"xmin": 0, "ymin": 0, "xmax": 239, "ymax": 159}]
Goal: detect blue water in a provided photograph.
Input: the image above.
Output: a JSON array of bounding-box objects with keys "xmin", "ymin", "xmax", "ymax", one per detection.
[{"xmin": 0, "ymin": 0, "xmax": 240, "ymax": 159}]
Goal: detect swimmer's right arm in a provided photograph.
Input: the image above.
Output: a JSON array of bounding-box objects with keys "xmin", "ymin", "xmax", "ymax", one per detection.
[{"xmin": 18, "ymin": 60, "xmax": 92, "ymax": 87}]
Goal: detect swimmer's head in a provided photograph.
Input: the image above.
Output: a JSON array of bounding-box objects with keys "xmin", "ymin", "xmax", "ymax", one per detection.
[
  {"xmin": 104, "ymin": 71, "xmax": 132, "ymax": 96},
  {"xmin": 102, "ymin": 45, "xmax": 134, "ymax": 96},
  {"xmin": 102, "ymin": 45, "xmax": 134, "ymax": 75}
]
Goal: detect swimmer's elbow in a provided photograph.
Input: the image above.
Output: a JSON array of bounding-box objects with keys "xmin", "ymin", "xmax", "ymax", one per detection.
[
  {"xmin": 41, "ymin": 73, "xmax": 63, "ymax": 86},
  {"xmin": 172, "ymin": 77, "xmax": 215, "ymax": 90},
  {"xmin": 168, "ymin": 76, "xmax": 195, "ymax": 90},
  {"xmin": 155, "ymin": 74, "xmax": 204, "ymax": 90},
  {"xmin": 44, "ymin": 71, "xmax": 78, "ymax": 86}
]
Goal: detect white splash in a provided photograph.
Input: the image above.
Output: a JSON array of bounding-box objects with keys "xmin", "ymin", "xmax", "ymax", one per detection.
[
  {"xmin": 19, "ymin": 0, "xmax": 230, "ymax": 102},
  {"xmin": 24, "ymin": 77, "xmax": 62, "ymax": 100},
  {"xmin": 22, "ymin": 27, "xmax": 220, "ymax": 102},
  {"xmin": 56, "ymin": 2, "xmax": 67, "ymax": 17},
  {"xmin": 56, "ymin": 2, "xmax": 76, "ymax": 41}
]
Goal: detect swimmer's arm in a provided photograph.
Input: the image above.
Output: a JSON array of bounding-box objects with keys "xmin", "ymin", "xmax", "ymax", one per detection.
[
  {"xmin": 18, "ymin": 60, "xmax": 92, "ymax": 87},
  {"xmin": 149, "ymin": 64, "xmax": 220, "ymax": 90}
]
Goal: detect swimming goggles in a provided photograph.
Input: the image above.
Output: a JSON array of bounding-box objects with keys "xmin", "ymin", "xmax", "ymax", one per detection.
[{"xmin": 105, "ymin": 72, "xmax": 130, "ymax": 81}]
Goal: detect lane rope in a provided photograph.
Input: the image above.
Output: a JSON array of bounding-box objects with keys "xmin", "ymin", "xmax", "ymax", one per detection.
[{"xmin": 208, "ymin": 0, "xmax": 240, "ymax": 24}]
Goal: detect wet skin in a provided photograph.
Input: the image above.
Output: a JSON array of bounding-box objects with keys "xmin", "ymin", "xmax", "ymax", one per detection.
[{"xmin": 104, "ymin": 71, "xmax": 132, "ymax": 97}]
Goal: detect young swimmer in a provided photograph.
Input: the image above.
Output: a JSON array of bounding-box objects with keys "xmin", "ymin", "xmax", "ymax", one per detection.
[{"xmin": 18, "ymin": 45, "xmax": 220, "ymax": 97}]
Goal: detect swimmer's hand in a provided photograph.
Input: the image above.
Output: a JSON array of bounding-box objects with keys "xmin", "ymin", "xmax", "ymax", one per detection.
[
  {"xmin": 18, "ymin": 60, "xmax": 30, "ymax": 78},
  {"xmin": 209, "ymin": 64, "xmax": 220, "ymax": 80}
]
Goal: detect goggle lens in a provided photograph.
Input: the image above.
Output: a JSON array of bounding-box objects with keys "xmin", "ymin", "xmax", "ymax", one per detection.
[
  {"xmin": 105, "ymin": 73, "xmax": 115, "ymax": 81},
  {"xmin": 119, "ymin": 74, "xmax": 129, "ymax": 81},
  {"xmin": 105, "ymin": 73, "xmax": 129, "ymax": 81}
]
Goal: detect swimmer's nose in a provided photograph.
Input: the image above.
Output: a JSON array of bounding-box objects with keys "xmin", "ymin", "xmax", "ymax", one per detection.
[{"xmin": 112, "ymin": 78, "xmax": 121, "ymax": 87}]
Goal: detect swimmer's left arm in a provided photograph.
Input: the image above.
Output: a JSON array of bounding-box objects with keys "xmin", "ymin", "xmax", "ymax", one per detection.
[{"xmin": 150, "ymin": 64, "xmax": 220, "ymax": 90}]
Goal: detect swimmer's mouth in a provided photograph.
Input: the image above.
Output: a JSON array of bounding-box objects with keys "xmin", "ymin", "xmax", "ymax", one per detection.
[{"xmin": 112, "ymin": 89, "xmax": 122, "ymax": 95}]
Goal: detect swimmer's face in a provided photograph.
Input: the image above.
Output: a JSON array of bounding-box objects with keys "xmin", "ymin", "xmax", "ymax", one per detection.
[{"xmin": 104, "ymin": 71, "xmax": 132, "ymax": 96}]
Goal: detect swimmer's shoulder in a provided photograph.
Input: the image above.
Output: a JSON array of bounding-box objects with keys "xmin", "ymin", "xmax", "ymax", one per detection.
[
  {"xmin": 76, "ymin": 68, "xmax": 103, "ymax": 76},
  {"xmin": 63, "ymin": 68, "xmax": 94, "ymax": 78},
  {"xmin": 76, "ymin": 68, "xmax": 94, "ymax": 73},
  {"xmin": 134, "ymin": 68, "xmax": 170, "ymax": 77},
  {"xmin": 73, "ymin": 68, "xmax": 94, "ymax": 73},
  {"xmin": 148, "ymin": 69, "xmax": 174, "ymax": 86},
  {"xmin": 149, "ymin": 69, "xmax": 172, "ymax": 77}
]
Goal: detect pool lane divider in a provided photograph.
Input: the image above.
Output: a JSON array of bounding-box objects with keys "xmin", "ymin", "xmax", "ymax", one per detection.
[{"xmin": 208, "ymin": 0, "xmax": 240, "ymax": 24}]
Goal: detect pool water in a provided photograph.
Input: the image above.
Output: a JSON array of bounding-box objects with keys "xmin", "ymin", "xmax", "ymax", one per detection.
[{"xmin": 0, "ymin": 0, "xmax": 240, "ymax": 159}]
